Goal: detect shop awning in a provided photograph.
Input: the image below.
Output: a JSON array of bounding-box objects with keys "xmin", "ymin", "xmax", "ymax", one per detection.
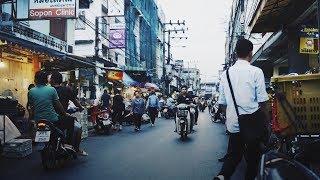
[
  {"xmin": 0, "ymin": 30, "xmax": 65, "ymax": 59},
  {"xmin": 42, "ymin": 54, "xmax": 96, "ymax": 71},
  {"xmin": 87, "ymin": 56, "xmax": 117, "ymax": 68},
  {"xmin": 248, "ymin": 0, "xmax": 315, "ymax": 33},
  {"xmin": 251, "ymin": 30, "xmax": 287, "ymax": 66},
  {"xmin": 125, "ymin": 70, "xmax": 150, "ymax": 83}
]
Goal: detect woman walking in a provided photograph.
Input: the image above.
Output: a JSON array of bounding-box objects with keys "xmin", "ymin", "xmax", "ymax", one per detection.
[
  {"xmin": 112, "ymin": 89, "xmax": 125, "ymax": 131},
  {"xmin": 146, "ymin": 88, "xmax": 160, "ymax": 126},
  {"xmin": 131, "ymin": 91, "xmax": 145, "ymax": 131}
]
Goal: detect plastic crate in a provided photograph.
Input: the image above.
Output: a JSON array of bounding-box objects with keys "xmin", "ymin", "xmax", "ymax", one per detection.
[
  {"xmin": 2, "ymin": 139, "xmax": 32, "ymax": 158},
  {"xmin": 271, "ymin": 74, "xmax": 320, "ymax": 136}
]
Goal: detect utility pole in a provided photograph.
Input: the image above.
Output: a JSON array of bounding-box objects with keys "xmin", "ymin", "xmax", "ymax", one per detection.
[
  {"xmin": 95, "ymin": 16, "xmax": 100, "ymax": 58},
  {"xmin": 162, "ymin": 20, "xmax": 188, "ymax": 95}
]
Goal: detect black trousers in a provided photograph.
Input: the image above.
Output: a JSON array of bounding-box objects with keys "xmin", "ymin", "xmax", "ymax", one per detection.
[
  {"xmin": 220, "ymin": 133, "xmax": 262, "ymax": 180},
  {"xmin": 148, "ymin": 107, "xmax": 158, "ymax": 124},
  {"xmin": 133, "ymin": 113, "xmax": 142, "ymax": 129},
  {"xmin": 194, "ymin": 107, "xmax": 199, "ymax": 123},
  {"xmin": 55, "ymin": 115, "xmax": 75, "ymax": 145},
  {"xmin": 113, "ymin": 110, "xmax": 124, "ymax": 125}
]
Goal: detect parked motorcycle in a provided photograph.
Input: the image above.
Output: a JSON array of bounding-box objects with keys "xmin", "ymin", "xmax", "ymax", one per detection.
[
  {"xmin": 175, "ymin": 103, "xmax": 196, "ymax": 140},
  {"xmin": 94, "ymin": 108, "xmax": 112, "ymax": 135},
  {"xmin": 34, "ymin": 119, "xmax": 78, "ymax": 170}
]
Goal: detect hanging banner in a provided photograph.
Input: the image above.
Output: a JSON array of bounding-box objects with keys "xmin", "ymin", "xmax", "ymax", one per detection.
[
  {"xmin": 299, "ymin": 27, "xmax": 319, "ymax": 54},
  {"xmin": 29, "ymin": 0, "xmax": 76, "ymax": 20},
  {"xmin": 109, "ymin": 29, "xmax": 125, "ymax": 49},
  {"xmin": 107, "ymin": 70, "xmax": 123, "ymax": 81}
]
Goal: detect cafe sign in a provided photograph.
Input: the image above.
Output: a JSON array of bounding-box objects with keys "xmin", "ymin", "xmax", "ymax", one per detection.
[
  {"xmin": 29, "ymin": 0, "xmax": 76, "ymax": 20},
  {"xmin": 299, "ymin": 27, "xmax": 319, "ymax": 54}
]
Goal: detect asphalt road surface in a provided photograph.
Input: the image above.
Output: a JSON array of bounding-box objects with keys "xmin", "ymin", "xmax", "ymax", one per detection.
[{"xmin": 0, "ymin": 110, "xmax": 245, "ymax": 180}]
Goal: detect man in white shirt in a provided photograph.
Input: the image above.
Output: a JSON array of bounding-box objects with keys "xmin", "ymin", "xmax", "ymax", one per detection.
[{"xmin": 214, "ymin": 39, "xmax": 269, "ymax": 180}]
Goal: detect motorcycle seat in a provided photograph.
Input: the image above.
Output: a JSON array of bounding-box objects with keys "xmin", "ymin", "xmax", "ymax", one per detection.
[{"xmin": 259, "ymin": 151, "xmax": 319, "ymax": 180}]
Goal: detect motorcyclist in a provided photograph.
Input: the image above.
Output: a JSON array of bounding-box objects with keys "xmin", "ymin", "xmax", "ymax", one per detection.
[
  {"xmin": 50, "ymin": 71, "xmax": 88, "ymax": 156},
  {"xmin": 28, "ymin": 71, "xmax": 73, "ymax": 145},
  {"xmin": 177, "ymin": 86, "xmax": 196, "ymax": 131},
  {"xmin": 166, "ymin": 95, "xmax": 176, "ymax": 118},
  {"xmin": 177, "ymin": 86, "xmax": 193, "ymax": 104}
]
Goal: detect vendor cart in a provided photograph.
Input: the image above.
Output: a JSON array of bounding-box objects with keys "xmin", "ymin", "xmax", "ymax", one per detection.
[{"xmin": 271, "ymin": 73, "xmax": 320, "ymax": 174}]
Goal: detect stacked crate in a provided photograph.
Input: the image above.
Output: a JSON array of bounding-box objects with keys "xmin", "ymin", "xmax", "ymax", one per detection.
[{"xmin": 2, "ymin": 139, "xmax": 32, "ymax": 158}]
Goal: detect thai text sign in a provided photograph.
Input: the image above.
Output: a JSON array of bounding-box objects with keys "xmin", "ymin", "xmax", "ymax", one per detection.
[
  {"xmin": 29, "ymin": 0, "xmax": 76, "ymax": 20},
  {"xmin": 299, "ymin": 27, "xmax": 319, "ymax": 54}
]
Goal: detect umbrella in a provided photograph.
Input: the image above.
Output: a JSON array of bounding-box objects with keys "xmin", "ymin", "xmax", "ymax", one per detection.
[{"xmin": 145, "ymin": 83, "xmax": 159, "ymax": 90}]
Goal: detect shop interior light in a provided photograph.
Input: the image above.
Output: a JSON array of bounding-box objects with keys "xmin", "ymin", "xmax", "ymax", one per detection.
[{"xmin": 0, "ymin": 59, "xmax": 5, "ymax": 68}]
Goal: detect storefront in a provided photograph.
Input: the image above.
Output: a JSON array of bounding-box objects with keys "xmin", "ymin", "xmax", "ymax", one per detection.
[{"xmin": 0, "ymin": 24, "xmax": 94, "ymax": 108}]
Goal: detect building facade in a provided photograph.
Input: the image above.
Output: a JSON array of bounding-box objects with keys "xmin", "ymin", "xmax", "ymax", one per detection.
[
  {"xmin": 227, "ymin": 0, "xmax": 320, "ymax": 85},
  {"xmin": 0, "ymin": 0, "xmax": 86, "ymax": 106},
  {"xmin": 124, "ymin": 0, "xmax": 165, "ymax": 84}
]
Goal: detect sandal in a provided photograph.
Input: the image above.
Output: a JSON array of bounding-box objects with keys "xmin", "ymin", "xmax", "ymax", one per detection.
[{"xmin": 77, "ymin": 150, "xmax": 88, "ymax": 156}]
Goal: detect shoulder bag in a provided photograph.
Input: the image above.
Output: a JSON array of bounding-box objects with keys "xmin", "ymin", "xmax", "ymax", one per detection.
[{"xmin": 226, "ymin": 68, "xmax": 268, "ymax": 143}]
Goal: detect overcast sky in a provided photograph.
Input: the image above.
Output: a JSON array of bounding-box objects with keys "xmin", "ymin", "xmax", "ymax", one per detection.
[{"xmin": 158, "ymin": 0, "xmax": 233, "ymax": 82}]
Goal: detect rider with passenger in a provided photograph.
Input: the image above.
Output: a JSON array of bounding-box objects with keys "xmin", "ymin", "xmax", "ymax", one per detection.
[{"xmin": 28, "ymin": 71, "xmax": 87, "ymax": 156}]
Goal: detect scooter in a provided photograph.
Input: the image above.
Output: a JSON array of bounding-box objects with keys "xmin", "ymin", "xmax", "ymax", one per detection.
[
  {"xmin": 34, "ymin": 119, "xmax": 78, "ymax": 170},
  {"xmin": 257, "ymin": 151, "xmax": 319, "ymax": 180},
  {"xmin": 175, "ymin": 103, "xmax": 196, "ymax": 140},
  {"xmin": 94, "ymin": 108, "xmax": 112, "ymax": 135}
]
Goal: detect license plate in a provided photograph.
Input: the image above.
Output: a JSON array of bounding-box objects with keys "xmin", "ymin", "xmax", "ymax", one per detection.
[
  {"xmin": 103, "ymin": 120, "xmax": 111, "ymax": 126},
  {"xmin": 35, "ymin": 131, "xmax": 51, "ymax": 142}
]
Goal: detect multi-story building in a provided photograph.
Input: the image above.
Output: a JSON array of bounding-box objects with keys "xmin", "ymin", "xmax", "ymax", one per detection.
[
  {"xmin": 124, "ymin": 0, "xmax": 165, "ymax": 84},
  {"xmin": 225, "ymin": 0, "xmax": 246, "ymax": 67},
  {"xmin": 180, "ymin": 67, "xmax": 201, "ymax": 94},
  {"xmin": 227, "ymin": 0, "xmax": 320, "ymax": 84}
]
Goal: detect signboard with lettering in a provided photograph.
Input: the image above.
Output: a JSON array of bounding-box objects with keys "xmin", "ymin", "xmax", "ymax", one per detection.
[
  {"xmin": 299, "ymin": 27, "xmax": 319, "ymax": 54},
  {"xmin": 29, "ymin": 0, "xmax": 76, "ymax": 20},
  {"xmin": 109, "ymin": 29, "xmax": 125, "ymax": 49},
  {"xmin": 107, "ymin": 70, "xmax": 123, "ymax": 81},
  {"xmin": 2, "ymin": 52, "xmax": 28, "ymax": 63}
]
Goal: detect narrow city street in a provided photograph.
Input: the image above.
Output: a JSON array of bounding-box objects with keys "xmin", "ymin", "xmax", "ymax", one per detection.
[{"xmin": 0, "ymin": 111, "xmax": 245, "ymax": 180}]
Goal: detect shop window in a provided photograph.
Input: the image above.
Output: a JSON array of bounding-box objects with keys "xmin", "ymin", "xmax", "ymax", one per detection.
[
  {"xmin": 101, "ymin": 18, "xmax": 108, "ymax": 35},
  {"xmin": 50, "ymin": 19, "xmax": 67, "ymax": 41},
  {"xmin": 115, "ymin": 52, "xmax": 119, "ymax": 62}
]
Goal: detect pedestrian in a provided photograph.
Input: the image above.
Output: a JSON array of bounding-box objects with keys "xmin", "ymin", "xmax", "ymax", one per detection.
[
  {"xmin": 101, "ymin": 89, "xmax": 111, "ymax": 109},
  {"xmin": 131, "ymin": 90, "xmax": 145, "ymax": 131},
  {"xmin": 146, "ymin": 88, "xmax": 160, "ymax": 126},
  {"xmin": 112, "ymin": 89, "xmax": 125, "ymax": 131},
  {"xmin": 214, "ymin": 39, "xmax": 270, "ymax": 180}
]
